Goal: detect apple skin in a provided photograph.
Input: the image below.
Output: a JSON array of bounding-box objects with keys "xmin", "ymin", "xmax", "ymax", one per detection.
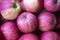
[
  {"xmin": 18, "ymin": 34, "xmax": 39, "ymax": 40},
  {"xmin": 1, "ymin": 1, "xmax": 14, "ymax": 11},
  {"xmin": 44, "ymin": 0, "xmax": 60, "ymax": 12},
  {"xmin": 17, "ymin": 12, "xmax": 38, "ymax": 33},
  {"xmin": 21, "ymin": 0, "xmax": 43, "ymax": 13},
  {"xmin": 40, "ymin": 31, "xmax": 59, "ymax": 40},
  {"xmin": 1, "ymin": 1, "xmax": 21, "ymax": 20},
  {"xmin": 20, "ymin": 0, "xmax": 26, "ymax": 11},
  {"xmin": 38, "ymin": 12, "xmax": 56, "ymax": 31},
  {"xmin": 1, "ymin": 21, "xmax": 20, "ymax": 40},
  {"xmin": 0, "ymin": 0, "xmax": 14, "ymax": 12}
]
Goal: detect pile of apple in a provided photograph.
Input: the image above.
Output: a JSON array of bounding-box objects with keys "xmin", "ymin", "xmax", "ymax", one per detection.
[{"xmin": 0, "ymin": 0, "xmax": 60, "ymax": 40}]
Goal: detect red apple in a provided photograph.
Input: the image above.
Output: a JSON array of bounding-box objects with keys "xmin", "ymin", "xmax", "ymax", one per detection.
[
  {"xmin": 44, "ymin": 0, "xmax": 60, "ymax": 12},
  {"xmin": 1, "ymin": 21, "xmax": 20, "ymax": 40},
  {"xmin": 1, "ymin": 1, "xmax": 21, "ymax": 20},
  {"xmin": 38, "ymin": 12, "xmax": 56, "ymax": 31},
  {"xmin": 17, "ymin": 12, "xmax": 38, "ymax": 33},
  {"xmin": 21, "ymin": 0, "xmax": 43, "ymax": 13},
  {"xmin": 40, "ymin": 31, "xmax": 59, "ymax": 40},
  {"xmin": 18, "ymin": 34, "xmax": 39, "ymax": 40}
]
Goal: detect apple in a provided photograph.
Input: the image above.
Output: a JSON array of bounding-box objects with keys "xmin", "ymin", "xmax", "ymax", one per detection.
[
  {"xmin": 1, "ymin": 21, "xmax": 20, "ymax": 40},
  {"xmin": 38, "ymin": 12, "xmax": 56, "ymax": 31},
  {"xmin": 0, "ymin": 0, "xmax": 14, "ymax": 12},
  {"xmin": 17, "ymin": 12, "xmax": 38, "ymax": 33},
  {"xmin": 1, "ymin": 1, "xmax": 21, "ymax": 20},
  {"xmin": 40, "ymin": 31, "xmax": 59, "ymax": 40},
  {"xmin": 21, "ymin": 0, "xmax": 43, "ymax": 13},
  {"xmin": 44, "ymin": 0, "xmax": 60, "ymax": 12},
  {"xmin": 18, "ymin": 34, "xmax": 39, "ymax": 40}
]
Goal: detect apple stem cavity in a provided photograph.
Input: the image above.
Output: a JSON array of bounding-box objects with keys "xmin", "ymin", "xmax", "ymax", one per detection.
[{"xmin": 13, "ymin": 3, "xmax": 17, "ymax": 8}]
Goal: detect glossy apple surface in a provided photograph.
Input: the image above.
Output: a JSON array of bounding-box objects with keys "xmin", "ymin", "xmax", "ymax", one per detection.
[
  {"xmin": 17, "ymin": 12, "xmax": 38, "ymax": 33},
  {"xmin": 21, "ymin": 0, "xmax": 43, "ymax": 13}
]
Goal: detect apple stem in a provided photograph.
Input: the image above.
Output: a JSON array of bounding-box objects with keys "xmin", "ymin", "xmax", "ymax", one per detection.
[{"xmin": 12, "ymin": 0, "xmax": 17, "ymax": 8}]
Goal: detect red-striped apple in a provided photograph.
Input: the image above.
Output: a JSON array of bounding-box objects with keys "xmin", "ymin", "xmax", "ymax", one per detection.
[
  {"xmin": 38, "ymin": 12, "xmax": 56, "ymax": 31},
  {"xmin": 17, "ymin": 12, "xmax": 38, "ymax": 33},
  {"xmin": 44, "ymin": 0, "xmax": 60, "ymax": 12},
  {"xmin": 40, "ymin": 31, "xmax": 59, "ymax": 40},
  {"xmin": 1, "ymin": 21, "xmax": 20, "ymax": 40}
]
